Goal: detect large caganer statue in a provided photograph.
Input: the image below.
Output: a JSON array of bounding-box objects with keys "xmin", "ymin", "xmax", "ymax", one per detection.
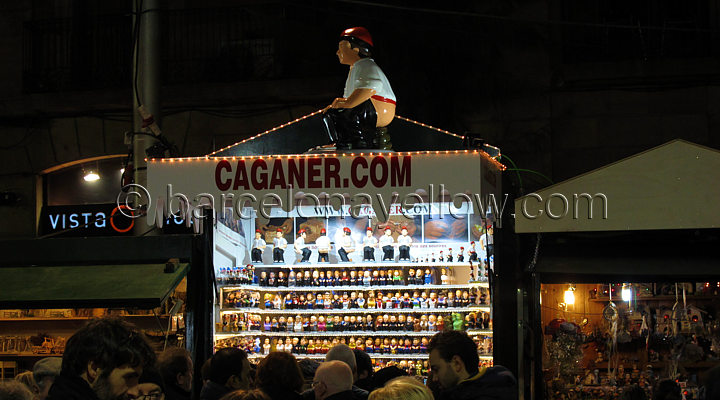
[{"xmin": 322, "ymin": 27, "xmax": 396, "ymax": 150}]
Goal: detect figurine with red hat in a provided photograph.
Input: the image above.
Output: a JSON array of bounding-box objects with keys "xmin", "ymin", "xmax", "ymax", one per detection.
[
  {"xmin": 362, "ymin": 226, "xmax": 378, "ymax": 261},
  {"xmin": 457, "ymin": 247, "xmax": 465, "ymax": 262},
  {"xmin": 397, "ymin": 226, "xmax": 412, "ymax": 261},
  {"xmin": 316, "ymin": 228, "xmax": 331, "ymax": 263},
  {"xmin": 379, "ymin": 226, "xmax": 396, "ymax": 261},
  {"xmin": 322, "ymin": 27, "xmax": 396, "ymax": 150},
  {"xmin": 468, "ymin": 241, "xmax": 478, "ymax": 262},
  {"xmin": 273, "ymin": 228, "xmax": 288, "ymax": 263},
  {"xmin": 295, "ymin": 229, "xmax": 311, "ymax": 263},
  {"xmin": 251, "ymin": 229, "xmax": 266, "ymax": 263},
  {"xmin": 337, "ymin": 227, "xmax": 355, "ymax": 262}
]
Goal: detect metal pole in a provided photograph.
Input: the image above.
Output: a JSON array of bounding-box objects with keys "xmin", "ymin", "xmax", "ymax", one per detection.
[{"xmin": 132, "ymin": 0, "xmax": 161, "ymax": 202}]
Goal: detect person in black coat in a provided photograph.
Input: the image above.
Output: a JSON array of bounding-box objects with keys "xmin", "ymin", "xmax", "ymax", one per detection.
[
  {"xmin": 256, "ymin": 352, "xmax": 304, "ymax": 400},
  {"xmin": 312, "ymin": 361, "xmax": 355, "ymax": 400}
]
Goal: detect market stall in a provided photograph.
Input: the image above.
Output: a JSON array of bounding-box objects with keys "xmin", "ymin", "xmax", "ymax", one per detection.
[{"xmin": 514, "ymin": 140, "xmax": 720, "ymax": 399}]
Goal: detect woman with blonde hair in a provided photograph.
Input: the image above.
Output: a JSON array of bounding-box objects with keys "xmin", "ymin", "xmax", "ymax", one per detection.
[{"xmin": 368, "ymin": 376, "xmax": 434, "ymax": 400}]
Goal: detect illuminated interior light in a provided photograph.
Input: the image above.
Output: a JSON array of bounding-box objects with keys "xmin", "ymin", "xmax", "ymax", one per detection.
[
  {"xmin": 563, "ymin": 285, "xmax": 575, "ymax": 305},
  {"xmin": 621, "ymin": 284, "xmax": 632, "ymax": 302},
  {"xmin": 83, "ymin": 171, "xmax": 100, "ymax": 182}
]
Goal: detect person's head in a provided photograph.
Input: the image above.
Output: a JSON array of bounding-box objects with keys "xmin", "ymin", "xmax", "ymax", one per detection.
[
  {"xmin": 325, "ymin": 344, "xmax": 358, "ymax": 381},
  {"xmin": 428, "ymin": 331, "xmax": 479, "ymax": 391},
  {"xmin": 0, "ymin": 381, "xmax": 34, "ymax": 400},
  {"xmin": 255, "ymin": 352, "xmax": 303, "ymax": 393},
  {"xmin": 137, "ymin": 366, "xmax": 165, "ymax": 400},
  {"xmin": 210, "ymin": 348, "xmax": 251, "ymax": 390},
  {"xmin": 298, "ymin": 359, "xmax": 321, "ymax": 391},
  {"xmin": 353, "ymin": 349, "xmax": 373, "ymax": 381},
  {"xmin": 157, "ymin": 347, "xmax": 193, "ymax": 392},
  {"xmin": 340, "ymin": 27, "xmax": 373, "ymax": 59},
  {"xmin": 313, "ymin": 361, "xmax": 353, "ymax": 400},
  {"xmin": 200, "ymin": 357, "xmax": 212, "ymax": 384},
  {"xmin": 14, "ymin": 371, "xmax": 38, "ymax": 397},
  {"xmin": 368, "ymin": 376, "xmax": 433, "ymax": 400},
  {"xmin": 621, "ymin": 384, "xmax": 647, "ymax": 400},
  {"xmin": 33, "ymin": 357, "xmax": 62, "ymax": 400},
  {"xmin": 370, "ymin": 366, "xmax": 407, "ymax": 390},
  {"xmin": 220, "ymin": 389, "xmax": 271, "ymax": 400},
  {"xmin": 61, "ymin": 317, "xmax": 155, "ymax": 400},
  {"xmin": 255, "ymin": 230, "xmax": 261, "ymax": 239}
]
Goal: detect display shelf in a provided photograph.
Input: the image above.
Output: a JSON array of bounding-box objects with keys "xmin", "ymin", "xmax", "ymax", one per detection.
[
  {"xmin": 246, "ymin": 353, "xmax": 493, "ymax": 360},
  {"xmin": 220, "ymin": 284, "xmax": 476, "ymax": 291},
  {"xmin": 0, "ymin": 353, "xmax": 63, "ymax": 357},
  {"xmin": 248, "ymin": 262, "xmax": 480, "ymax": 269},
  {"xmin": 0, "ymin": 315, "xmax": 169, "ymax": 322},
  {"xmin": 214, "ymin": 329, "xmax": 492, "ymax": 338},
  {"xmin": 589, "ymin": 295, "xmax": 720, "ymax": 302},
  {"xmin": 220, "ymin": 306, "xmax": 490, "ymax": 314}
]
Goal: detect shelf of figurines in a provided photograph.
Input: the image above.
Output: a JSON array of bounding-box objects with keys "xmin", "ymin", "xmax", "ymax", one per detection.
[
  {"xmin": 245, "ymin": 262, "xmax": 483, "ymax": 269},
  {"xmin": 220, "ymin": 306, "xmax": 490, "ymax": 314},
  {"xmin": 215, "ymin": 329, "xmax": 493, "ymax": 338},
  {"xmin": 245, "ymin": 353, "xmax": 494, "ymax": 360},
  {"xmin": 220, "ymin": 283, "xmax": 486, "ymax": 291}
]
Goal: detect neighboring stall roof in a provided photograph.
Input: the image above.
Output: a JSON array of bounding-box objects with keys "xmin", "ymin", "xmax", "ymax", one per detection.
[
  {"xmin": 207, "ymin": 111, "xmax": 483, "ymax": 157},
  {"xmin": 514, "ymin": 139, "xmax": 720, "ymax": 233}
]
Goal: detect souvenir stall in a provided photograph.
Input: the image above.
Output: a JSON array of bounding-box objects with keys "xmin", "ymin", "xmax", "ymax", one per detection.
[
  {"xmin": 514, "ymin": 140, "xmax": 720, "ymax": 400},
  {"xmin": 146, "ymin": 114, "xmax": 505, "ymax": 381}
]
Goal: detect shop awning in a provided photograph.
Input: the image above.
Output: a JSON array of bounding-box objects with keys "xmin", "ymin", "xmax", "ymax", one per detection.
[
  {"xmin": 0, "ymin": 263, "xmax": 188, "ymax": 309},
  {"xmin": 514, "ymin": 140, "xmax": 720, "ymax": 233}
]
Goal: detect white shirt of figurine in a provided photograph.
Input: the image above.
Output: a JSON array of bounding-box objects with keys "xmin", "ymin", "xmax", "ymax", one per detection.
[
  {"xmin": 441, "ymin": 273, "xmax": 449, "ymax": 285},
  {"xmin": 344, "ymin": 58, "xmax": 396, "ymax": 101},
  {"xmin": 397, "ymin": 234, "xmax": 412, "ymax": 246},
  {"xmin": 363, "ymin": 234, "xmax": 378, "ymax": 247},
  {"xmin": 379, "ymin": 232, "xmax": 395, "ymax": 247},
  {"xmin": 253, "ymin": 238, "xmax": 266, "ymax": 250},
  {"xmin": 294, "ymin": 236, "xmax": 307, "ymax": 252},
  {"xmin": 340, "ymin": 235, "xmax": 355, "ymax": 252},
  {"xmin": 273, "ymin": 236, "xmax": 288, "ymax": 248},
  {"xmin": 316, "ymin": 235, "xmax": 331, "ymax": 252}
]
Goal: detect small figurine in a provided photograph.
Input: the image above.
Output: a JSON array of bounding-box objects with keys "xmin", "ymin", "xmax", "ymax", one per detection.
[
  {"xmin": 379, "ymin": 227, "xmax": 395, "ymax": 261},
  {"xmin": 322, "ymin": 27, "xmax": 396, "ymax": 150},
  {"xmin": 259, "ymin": 271, "xmax": 268, "ymax": 287},
  {"xmin": 396, "ymin": 227, "xmax": 412, "ymax": 261},
  {"xmin": 273, "ymin": 228, "xmax": 287, "ymax": 263},
  {"xmin": 469, "ymin": 241, "xmax": 478, "ymax": 262},
  {"xmin": 294, "ymin": 229, "xmax": 311, "ymax": 262},
  {"xmin": 277, "ymin": 270, "xmax": 287, "ymax": 287},
  {"xmin": 439, "ymin": 251, "xmax": 444, "ymax": 263},
  {"xmin": 447, "ymin": 249, "xmax": 454, "ymax": 263},
  {"xmin": 424, "ymin": 269, "xmax": 433, "ymax": 285},
  {"xmin": 338, "ymin": 227, "xmax": 355, "ymax": 262},
  {"xmin": 415, "ymin": 268, "xmax": 424, "ymax": 285},
  {"xmin": 441, "ymin": 269, "xmax": 449, "ymax": 285},
  {"xmin": 362, "ymin": 227, "xmax": 378, "ymax": 261},
  {"xmin": 458, "ymin": 247, "xmax": 465, "ymax": 262},
  {"xmin": 316, "ymin": 228, "xmax": 331, "ymax": 263},
  {"xmin": 251, "ymin": 229, "xmax": 266, "ymax": 263},
  {"xmin": 363, "ymin": 270, "xmax": 371, "ymax": 286}
]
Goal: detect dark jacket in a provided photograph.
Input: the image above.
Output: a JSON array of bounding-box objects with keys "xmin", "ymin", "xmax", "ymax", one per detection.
[
  {"xmin": 46, "ymin": 374, "xmax": 100, "ymax": 400},
  {"xmin": 438, "ymin": 366, "xmax": 517, "ymax": 400},
  {"xmin": 199, "ymin": 381, "xmax": 231, "ymax": 400},
  {"xmin": 301, "ymin": 385, "xmax": 368, "ymax": 400},
  {"xmin": 325, "ymin": 390, "xmax": 356, "ymax": 400},
  {"xmin": 260, "ymin": 386, "xmax": 303, "ymax": 400},
  {"xmin": 164, "ymin": 383, "xmax": 191, "ymax": 400}
]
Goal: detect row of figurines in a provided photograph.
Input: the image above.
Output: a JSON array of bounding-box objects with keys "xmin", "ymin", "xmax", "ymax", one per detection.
[
  {"xmin": 219, "ymin": 311, "xmax": 491, "ymax": 333},
  {"xmin": 216, "ymin": 267, "xmax": 489, "ymax": 287},
  {"xmin": 375, "ymin": 358, "xmax": 493, "ymax": 377},
  {"xmin": 222, "ymin": 288, "xmax": 489, "ymax": 310},
  {"xmin": 251, "ymin": 228, "xmax": 485, "ymax": 264},
  {"xmin": 216, "ymin": 334, "xmax": 492, "ymax": 356}
]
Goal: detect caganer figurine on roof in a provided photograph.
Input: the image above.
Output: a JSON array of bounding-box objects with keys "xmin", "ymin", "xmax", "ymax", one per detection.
[{"xmin": 322, "ymin": 27, "xmax": 396, "ymax": 150}]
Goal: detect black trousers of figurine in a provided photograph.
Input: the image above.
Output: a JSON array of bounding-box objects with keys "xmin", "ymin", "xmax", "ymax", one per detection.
[
  {"xmin": 399, "ymin": 245, "xmax": 410, "ymax": 260},
  {"xmin": 382, "ymin": 245, "xmax": 394, "ymax": 261},
  {"xmin": 273, "ymin": 248, "xmax": 284, "ymax": 262},
  {"xmin": 338, "ymin": 248, "xmax": 350, "ymax": 262},
  {"xmin": 469, "ymin": 252, "xmax": 478, "ymax": 262},
  {"xmin": 363, "ymin": 246, "xmax": 375, "ymax": 261},
  {"xmin": 322, "ymin": 100, "xmax": 377, "ymax": 150},
  {"xmin": 300, "ymin": 248, "xmax": 311, "ymax": 262},
  {"xmin": 251, "ymin": 248, "xmax": 262, "ymax": 263},
  {"xmin": 458, "ymin": 255, "xmax": 464, "ymax": 262},
  {"xmin": 318, "ymin": 252, "xmax": 330, "ymax": 263}
]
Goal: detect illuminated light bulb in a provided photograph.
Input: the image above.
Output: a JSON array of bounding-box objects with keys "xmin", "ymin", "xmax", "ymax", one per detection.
[
  {"xmin": 84, "ymin": 171, "xmax": 100, "ymax": 182},
  {"xmin": 621, "ymin": 284, "xmax": 632, "ymax": 302},
  {"xmin": 564, "ymin": 286, "xmax": 575, "ymax": 305}
]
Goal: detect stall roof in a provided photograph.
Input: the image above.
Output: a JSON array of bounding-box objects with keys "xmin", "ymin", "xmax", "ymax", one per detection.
[
  {"xmin": 514, "ymin": 140, "xmax": 720, "ymax": 233},
  {"xmin": 207, "ymin": 111, "xmax": 478, "ymax": 157},
  {"xmin": 0, "ymin": 263, "xmax": 188, "ymax": 309}
]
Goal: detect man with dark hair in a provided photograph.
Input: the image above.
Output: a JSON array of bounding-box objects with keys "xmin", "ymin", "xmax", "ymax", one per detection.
[
  {"xmin": 47, "ymin": 317, "xmax": 156, "ymax": 400},
  {"xmin": 352, "ymin": 349, "xmax": 373, "ymax": 392},
  {"xmin": 200, "ymin": 348, "xmax": 251, "ymax": 400},
  {"xmin": 428, "ymin": 331, "xmax": 516, "ymax": 400},
  {"xmin": 157, "ymin": 347, "xmax": 193, "ymax": 400}
]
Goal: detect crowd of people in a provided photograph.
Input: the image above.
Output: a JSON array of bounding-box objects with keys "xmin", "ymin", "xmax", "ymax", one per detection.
[{"xmin": 0, "ymin": 317, "xmax": 519, "ymax": 400}]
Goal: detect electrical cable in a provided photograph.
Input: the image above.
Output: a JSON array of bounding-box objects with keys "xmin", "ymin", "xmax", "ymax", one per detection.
[
  {"xmin": 507, "ymin": 168, "xmax": 554, "ymax": 186},
  {"xmin": 133, "ymin": 0, "xmax": 144, "ymax": 106}
]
